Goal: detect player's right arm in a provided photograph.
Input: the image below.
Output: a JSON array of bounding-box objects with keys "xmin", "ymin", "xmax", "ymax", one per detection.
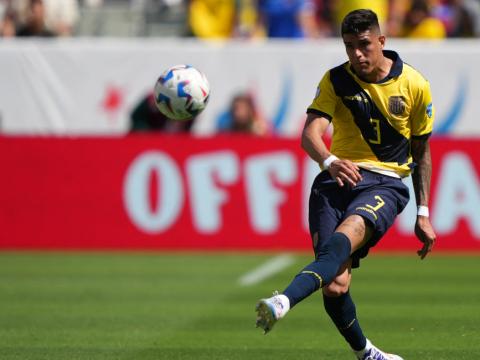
[
  {"xmin": 301, "ymin": 114, "xmax": 362, "ymax": 187},
  {"xmin": 303, "ymin": 71, "xmax": 362, "ymax": 187}
]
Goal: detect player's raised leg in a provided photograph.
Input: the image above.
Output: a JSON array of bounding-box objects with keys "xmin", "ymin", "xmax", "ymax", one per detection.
[
  {"xmin": 254, "ymin": 232, "xmax": 351, "ymax": 334},
  {"xmin": 255, "ymin": 215, "xmax": 366, "ymax": 333},
  {"xmin": 282, "ymin": 215, "xmax": 368, "ymax": 308}
]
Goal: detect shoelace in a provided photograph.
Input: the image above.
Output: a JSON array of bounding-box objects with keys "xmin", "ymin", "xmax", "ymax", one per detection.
[
  {"xmin": 270, "ymin": 291, "xmax": 284, "ymax": 316},
  {"xmin": 363, "ymin": 348, "xmax": 388, "ymax": 360}
]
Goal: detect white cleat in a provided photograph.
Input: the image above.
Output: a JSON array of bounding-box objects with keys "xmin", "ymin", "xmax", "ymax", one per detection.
[
  {"xmin": 356, "ymin": 340, "xmax": 404, "ymax": 360},
  {"xmin": 255, "ymin": 292, "xmax": 289, "ymax": 334}
]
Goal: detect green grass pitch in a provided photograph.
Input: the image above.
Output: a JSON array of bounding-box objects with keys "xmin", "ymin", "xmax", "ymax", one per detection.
[{"xmin": 0, "ymin": 252, "xmax": 479, "ymax": 360}]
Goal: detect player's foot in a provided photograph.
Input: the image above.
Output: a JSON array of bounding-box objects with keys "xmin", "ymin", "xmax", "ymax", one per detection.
[
  {"xmin": 355, "ymin": 339, "xmax": 404, "ymax": 360},
  {"xmin": 255, "ymin": 291, "xmax": 290, "ymax": 334}
]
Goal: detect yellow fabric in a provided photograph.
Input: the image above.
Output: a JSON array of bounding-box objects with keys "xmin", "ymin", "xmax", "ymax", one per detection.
[
  {"xmin": 308, "ymin": 58, "xmax": 434, "ymax": 178},
  {"xmin": 189, "ymin": 0, "xmax": 235, "ymax": 39},
  {"xmin": 407, "ymin": 17, "xmax": 446, "ymax": 39},
  {"xmin": 334, "ymin": 0, "xmax": 389, "ymax": 27}
]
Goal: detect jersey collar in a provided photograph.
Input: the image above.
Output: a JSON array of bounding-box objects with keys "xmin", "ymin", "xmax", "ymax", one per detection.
[
  {"xmin": 347, "ymin": 50, "xmax": 403, "ymax": 84},
  {"xmin": 377, "ymin": 50, "xmax": 403, "ymax": 83}
]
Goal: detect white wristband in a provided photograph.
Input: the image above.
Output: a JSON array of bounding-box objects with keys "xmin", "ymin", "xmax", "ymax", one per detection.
[
  {"xmin": 417, "ymin": 205, "xmax": 429, "ymax": 217},
  {"xmin": 323, "ymin": 154, "xmax": 339, "ymax": 170}
]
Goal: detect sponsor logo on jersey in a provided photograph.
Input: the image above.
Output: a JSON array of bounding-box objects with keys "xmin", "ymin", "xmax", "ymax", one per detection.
[{"xmin": 343, "ymin": 94, "xmax": 366, "ymax": 102}]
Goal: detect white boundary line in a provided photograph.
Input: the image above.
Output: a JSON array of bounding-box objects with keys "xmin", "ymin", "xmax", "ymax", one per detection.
[{"xmin": 238, "ymin": 254, "xmax": 295, "ymax": 286}]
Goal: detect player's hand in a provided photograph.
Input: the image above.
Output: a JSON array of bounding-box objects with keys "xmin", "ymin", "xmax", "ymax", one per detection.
[
  {"xmin": 328, "ymin": 159, "xmax": 363, "ymax": 187},
  {"xmin": 415, "ymin": 216, "xmax": 436, "ymax": 259}
]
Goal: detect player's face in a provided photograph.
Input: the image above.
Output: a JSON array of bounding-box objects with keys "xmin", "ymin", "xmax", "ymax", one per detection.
[{"xmin": 343, "ymin": 30, "xmax": 385, "ymax": 79}]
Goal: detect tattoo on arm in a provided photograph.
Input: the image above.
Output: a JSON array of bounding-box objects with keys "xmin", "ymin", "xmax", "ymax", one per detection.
[{"xmin": 411, "ymin": 139, "xmax": 432, "ymax": 206}]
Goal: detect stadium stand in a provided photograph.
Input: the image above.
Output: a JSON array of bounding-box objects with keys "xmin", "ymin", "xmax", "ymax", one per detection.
[{"xmin": 75, "ymin": 0, "xmax": 188, "ymax": 37}]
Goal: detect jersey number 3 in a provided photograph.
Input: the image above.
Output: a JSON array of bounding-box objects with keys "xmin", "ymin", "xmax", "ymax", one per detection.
[{"xmin": 369, "ymin": 118, "xmax": 381, "ymax": 144}]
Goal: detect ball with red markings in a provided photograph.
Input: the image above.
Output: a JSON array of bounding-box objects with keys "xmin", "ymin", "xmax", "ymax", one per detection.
[{"xmin": 154, "ymin": 64, "xmax": 210, "ymax": 121}]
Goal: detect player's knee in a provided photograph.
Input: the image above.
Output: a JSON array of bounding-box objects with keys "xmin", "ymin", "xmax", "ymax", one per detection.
[
  {"xmin": 317, "ymin": 232, "xmax": 352, "ymax": 264},
  {"xmin": 323, "ymin": 282, "xmax": 349, "ymax": 297},
  {"xmin": 323, "ymin": 267, "xmax": 351, "ymax": 297}
]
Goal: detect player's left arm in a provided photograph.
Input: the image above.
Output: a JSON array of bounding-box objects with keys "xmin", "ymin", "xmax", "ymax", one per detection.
[
  {"xmin": 411, "ymin": 138, "xmax": 437, "ymax": 259},
  {"xmin": 410, "ymin": 77, "xmax": 437, "ymax": 259}
]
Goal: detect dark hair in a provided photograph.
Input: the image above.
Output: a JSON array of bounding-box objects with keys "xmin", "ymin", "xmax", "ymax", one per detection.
[
  {"xmin": 341, "ymin": 9, "xmax": 380, "ymax": 36},
  {"xmin": 230, "ymin": 93, "xmax": 255, "ymax": 112}
]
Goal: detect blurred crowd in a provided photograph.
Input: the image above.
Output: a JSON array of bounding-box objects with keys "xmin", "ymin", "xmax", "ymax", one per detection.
[
  {"xmin": 2, "ymin": 0, "xmax": 479, "ymax": 137},
  {"xmin": 189, "ymin": 0, "xmax": 479, "ymax": 39},
  {"xmin": 1, "ymin": 0, "xmax": 480, "ymax": 38},
  {"xmin": 130, "ymin": 91, "xmax": 269, "ymax": 136},
  {"xmin": 0, "ymin": 0, "xmax": 79, "ymax": 36}
]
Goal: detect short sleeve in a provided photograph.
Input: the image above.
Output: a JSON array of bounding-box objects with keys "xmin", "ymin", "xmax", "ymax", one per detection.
[
  {"xmin": 410, "ymin": 79, "xmax": 434, "ymax": 139},
  {"xmin": 306, "ymin": 71, "xmax": 337, "ymax": 121}
]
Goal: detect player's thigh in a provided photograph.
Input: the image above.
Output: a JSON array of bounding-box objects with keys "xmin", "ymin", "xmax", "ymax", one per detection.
[
  {"xmin": 335, "ymin": 214, "xmax": 374, "ymax": 253},
  {"xmin": 344, "ymin": 177, "xmax": 409, "ymax": 250},
  {"xmin": 309, "ymin": 171, "xmax": 343, "ymax": 254},
  {"xmin": 323, "ymin": 258, "xmax": 352, "ymax": 297}
]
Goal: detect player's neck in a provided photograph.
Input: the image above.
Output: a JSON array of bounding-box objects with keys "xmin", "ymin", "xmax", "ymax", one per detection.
[
  {"xmin": 369, "ymin": 56, "xmax": 393, "ymax": 83},
  {"xmin": 354, "ymin": 55, "xmax": 393, "ymax": 83}
]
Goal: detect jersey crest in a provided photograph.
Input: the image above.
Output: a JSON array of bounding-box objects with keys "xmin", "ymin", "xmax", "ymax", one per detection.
[{"xmin": 388, "ymin": 96, "xmax": 406, "ymax": 115}]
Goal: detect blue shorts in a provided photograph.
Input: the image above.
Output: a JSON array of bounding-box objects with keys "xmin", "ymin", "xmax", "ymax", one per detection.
[{"xmin": 308, "ymin": 169, "xmax": 410, "ymax": 268}]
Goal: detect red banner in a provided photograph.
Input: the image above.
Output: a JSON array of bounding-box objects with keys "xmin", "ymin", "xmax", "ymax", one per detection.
[{"xmin": 1, "ymin": 135, "xmax": 479, "ymax": 252}]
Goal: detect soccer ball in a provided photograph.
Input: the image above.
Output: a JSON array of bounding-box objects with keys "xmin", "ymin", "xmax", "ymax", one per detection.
[{"xmin": 154, "ymin": 64, "xmax": 210, "ymax": 121}]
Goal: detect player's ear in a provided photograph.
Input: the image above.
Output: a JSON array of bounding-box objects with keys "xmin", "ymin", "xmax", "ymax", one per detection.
[{"xmin": 378, "ymin": 35, "xmax": 386, "ymax": 49}]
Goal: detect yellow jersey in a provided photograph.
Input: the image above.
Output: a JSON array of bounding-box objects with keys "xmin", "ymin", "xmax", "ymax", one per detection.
[
  {"xmin": 307, "ymin": 50, "xmax": 434, "ymax": 178},
  {"xmin": 406, "ymin": 17, "xmax": 446, "ymax": 39},
  {"xmin": 189, "ymin": 0, "xmax": 235, "ymax": 39},
  {"xmin": 334, "ymin": 0, "xmax": 389, "ymax": 29}
]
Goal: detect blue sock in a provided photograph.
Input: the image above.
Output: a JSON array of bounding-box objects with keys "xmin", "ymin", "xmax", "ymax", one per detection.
[
  {"xmin": 283, "ymin": 232, "xmax": 351, "ymax": 307},
  {"xmin": 323, "ymin": 291, "xmax": 366, "ymax": 351}
]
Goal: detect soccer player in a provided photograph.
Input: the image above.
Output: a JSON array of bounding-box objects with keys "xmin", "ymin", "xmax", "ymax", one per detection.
[{"xmin": 255, "ymin": 8, "xmax": 436, "ymax": 360}]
